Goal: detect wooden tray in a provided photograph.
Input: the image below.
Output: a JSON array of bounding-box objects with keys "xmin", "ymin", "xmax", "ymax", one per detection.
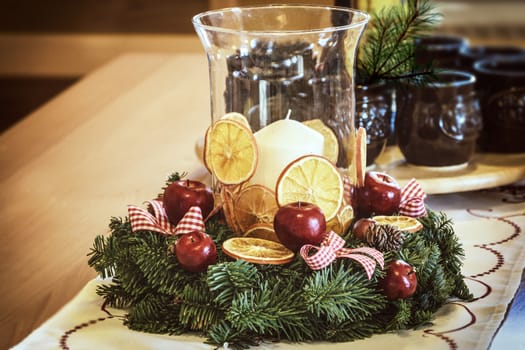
[{"xmin": 374, "ymin": 146, "xmax": 525, "ymax": 194}]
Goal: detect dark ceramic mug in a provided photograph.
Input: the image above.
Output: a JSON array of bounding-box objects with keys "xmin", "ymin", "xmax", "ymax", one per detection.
[
  {"xmin": 396, "ymin": 70, "xmax": 483, "ymax": 167},
  {"xmin": 474, "ymin": 56, "xmax": 525, "ymax": 153},
  {"xmin": 414, "ymin": 35, "xmax": 468, "ymax": 69}
]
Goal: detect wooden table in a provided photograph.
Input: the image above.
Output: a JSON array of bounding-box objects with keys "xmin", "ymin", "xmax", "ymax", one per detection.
[
  {"xmin": 2, "ymin": 52, "xmax": 524, "ymax": 349},
  {"xmin": 0, "ymin": 53, "xmax": 211, "ymax": 348}
]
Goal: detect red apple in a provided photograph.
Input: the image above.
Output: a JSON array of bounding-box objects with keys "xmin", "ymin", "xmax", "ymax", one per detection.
[
  {"xmin": 175, "ymin": 230, "xmax": 217, "ymax": 273},
  {"xmin": 379, "ymin": 259, "xmax": 417, "ymax": 300},
  {"xmin": 354, "ymin": 171, "xmax": 401, "ymax": 218},
  {"xmin": 273, "ymin": 202, "xmax": 327, "ymax": 252},
  {"xmin": 352, "ymin": 217, "xmax": 377, "ymax": 241},
  {"xmin": 163, "ymin": 180, "xmax": 214, "ymax": 225}
]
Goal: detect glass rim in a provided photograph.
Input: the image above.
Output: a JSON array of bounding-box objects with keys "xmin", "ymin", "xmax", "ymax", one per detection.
[
  {"xmin": 405, "ymin": 70, "xmax": 476, "ymax": 87},
  {"xmin": 192, "ymin": 4, "xmax": 370, "ymax": 35},
  {"xmin": 459, "ymin": 45, "xmax": 524, "ymax": 57},
  {"xmin": 473, "ymin": 56, "xmax": 525, "ymax": 77},
  {"xmin": 431, "ymin": 70, "xmax": 476, "ymax": 87},
  {"xmin": 414, "ymin": 35, "xmax": 467, "ymax": 50}
]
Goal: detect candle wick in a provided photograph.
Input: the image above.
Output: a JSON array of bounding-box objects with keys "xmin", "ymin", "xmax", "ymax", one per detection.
[{"xmin": 285, "ymin": 109, "xmax": 292, "ymax": 120}]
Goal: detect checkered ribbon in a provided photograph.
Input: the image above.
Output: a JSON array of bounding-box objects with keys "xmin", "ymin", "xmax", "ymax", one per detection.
[
  {"xmin": 127, "ymin": 200, "xmax": 204, "ymax": 235},
  {"xmin": 399, "ymin": 178, "xmax": 427, "ymax": 217},
  {"xmin": 300, "ymin": 231, "xmax": 384, "ymax": 279},
  {"xmin": 173, "ymin": 206, "xmax": 205, "ymax": 235}
]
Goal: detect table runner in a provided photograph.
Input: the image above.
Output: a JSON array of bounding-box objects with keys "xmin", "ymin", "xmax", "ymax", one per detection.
[{"xmin": 12, "ymin": 185, "xmax": 525, "ymax": 350}]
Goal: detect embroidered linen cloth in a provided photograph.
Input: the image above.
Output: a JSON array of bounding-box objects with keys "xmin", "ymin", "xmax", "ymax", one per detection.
[{"xmin": 12, "ymin": 186, "xmax": 525, "ymax": 350}]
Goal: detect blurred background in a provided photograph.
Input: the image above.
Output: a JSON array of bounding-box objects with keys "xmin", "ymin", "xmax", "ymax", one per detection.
[{"xmin": 0, "ymin": 0, "xmax": 523, "ymax": 133}]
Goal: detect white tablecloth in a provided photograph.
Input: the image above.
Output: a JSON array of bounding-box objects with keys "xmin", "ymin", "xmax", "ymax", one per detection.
[{"xmin": 12, "ymin": 185, "xmax": 525, "ymax": 350}]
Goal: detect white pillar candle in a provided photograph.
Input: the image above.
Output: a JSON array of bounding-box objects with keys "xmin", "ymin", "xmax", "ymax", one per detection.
[{"xmin": 250, "ymin": 118, "xmax": 324, "ymax": 190}]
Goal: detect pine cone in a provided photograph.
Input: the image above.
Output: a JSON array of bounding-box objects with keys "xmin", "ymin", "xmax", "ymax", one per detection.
[{"xmin": 364, "ymin": 223, "xmax": 405, "ymax": 252}]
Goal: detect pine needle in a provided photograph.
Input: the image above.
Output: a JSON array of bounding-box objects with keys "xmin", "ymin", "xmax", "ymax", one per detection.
[{"xmin": 357, "ymin": 0, "xmax": 442, "ymax": 85}]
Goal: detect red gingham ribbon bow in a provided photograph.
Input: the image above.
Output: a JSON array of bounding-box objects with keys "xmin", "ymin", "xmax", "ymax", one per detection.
[
  {"xmin": 300, "ymin": 231, "xmax": 384, "ymax": 279},
  {"xmin": 173, "ymin": 206, "xmax": 205, "ymax": 235},
  {"xmin": 127, "ymin": 200, "xmax": 205, "ymax": 235},
  {"xmin": 399, "ymin": 178, "xmax": 427, "ymax": 218}
]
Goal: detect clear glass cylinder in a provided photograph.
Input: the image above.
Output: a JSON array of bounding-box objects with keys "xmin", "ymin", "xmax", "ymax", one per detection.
[{"xmin": 193, "ymin": 5, "xmax": 369, "ymax": 169}]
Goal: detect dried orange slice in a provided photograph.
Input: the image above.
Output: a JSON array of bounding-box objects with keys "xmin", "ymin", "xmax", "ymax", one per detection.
[
  {"xmin": 220, "ymin": 186, "xmax": 242, "ymax": 234},
  {"xmin": 222, "ymin": 237, "xmax": 294, "ymax": 265},
  {"xmin": 355, "ymin": 127, "xmax": 367, "ymax": 188},
  {"xmin": 302, "ymin": 119, "xmax": 339, "ymax": 164},
  {"xmin": 275, "ymin": 155, "xmax": 344, "ymax": 221},
  {"xmin": 373, "ymin": 215, "xmax": 423, "ymax": 233},
  {"xmin": 234, "ymin": 184, "xmax": 278, "ymax": 232},
  {"xmin": 221, "ymin": 112, "xmax": 251, "ymax": 130},
  {"xmin": 327, "ymin": 204, "xmax": 354, "ymax": 235},
  {"xmin": 204, "ymin": 119, "xmax": 258, "ymax": 185},
  {"xmin": 243, "ymin": 223, "xmax": 280, "ymax": 242}
]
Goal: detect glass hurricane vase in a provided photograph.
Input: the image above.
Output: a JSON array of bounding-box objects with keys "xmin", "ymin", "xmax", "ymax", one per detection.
[{"xmin": 193, "ymin": 5, "xmax": 369, "ymax": 169}]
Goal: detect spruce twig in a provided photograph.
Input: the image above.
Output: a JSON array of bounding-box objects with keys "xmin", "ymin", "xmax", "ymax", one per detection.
[
  {"xmin": 303, "ymin": 264, "xmax": 387, "ymax": 324},
  {"xmin": 87, "ymin": 172, "xmax": 471, "ymax": 348},
  {"xmin": 357, "ymin": 0, "xmax": 442, "ymax": 85}
]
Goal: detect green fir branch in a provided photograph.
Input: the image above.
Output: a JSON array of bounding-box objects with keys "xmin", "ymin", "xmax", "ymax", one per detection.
[
  {"xmin": 385, "ymin": 299, "xmax": 412, "ymax": 330},
  {"xmin": 178, "ymin": 280, "xmax": 224, "ymax": 331},
  {"xmin": 95, "ymin": 281, "xmax": 133, "ymax": 309},
  {"xmin": 226, "ymin": 281, "xmax": 312, "ymax": 341},
  {"xmin": 157, "ymin": 171, "xmax": 186, "ymax": 198},
  {"xmin": 126, "ymin": 296, "xmax": 184, "ymax": 335},
  {"xmin": 134, "ymin": 240, "xmax": 188, "ymax": 296},
  {"xmin": 206, "ymin": 321, "xmax": 261, "ymax": 349},
  {"xmin": 357, "ymin": 0, "xmax": 442, "ymax": 85},
  {"xmin": 87, "ymin": 172, "xmax": 472, "ymax": 348},
  {"xmin": 125, "ymin": 292, "xmax": 183, "ymax": 334},
  {"xmin": 325, "ymin": 319, "xmax": 383, "ymax": 342},
  {"xmin": 207, "ymin": 260, "xmax": 261, "ymax": 308},
  {"xmin": 303, "ymin": 264, "xmax": 386, "ymax": 324},
  {"xmin": 410, "ymin": 309, "xmax": 435, "ymax": 327}
]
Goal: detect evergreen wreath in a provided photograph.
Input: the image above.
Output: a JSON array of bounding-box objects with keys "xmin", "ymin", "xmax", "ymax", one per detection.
[{"xmin": 88, "ymin": 173, "xmax": 472, "ymax": 349}]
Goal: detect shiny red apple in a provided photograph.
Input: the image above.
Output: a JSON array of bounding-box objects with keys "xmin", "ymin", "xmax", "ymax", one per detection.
[
  {"xmin": 175, "ymin": 230, "xmax": 217, "ymax": 273},
  {"xmin": 273, "ymin": 202, "xmax": 327, "ymax": 252},
  {"xmin": 163, "ymin": 180, "xmax": 214, "ymax": 225},
  {"xmin": 379, "ymin": 259, "xmax": 417, "ymax": 300},
  {"xmin": 352, "ymin": 217, "xmax": 377, "ymax": 241},
  {"xmin": 354, "ymin": 171, "xmax": 401, "ymax": 218}
]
